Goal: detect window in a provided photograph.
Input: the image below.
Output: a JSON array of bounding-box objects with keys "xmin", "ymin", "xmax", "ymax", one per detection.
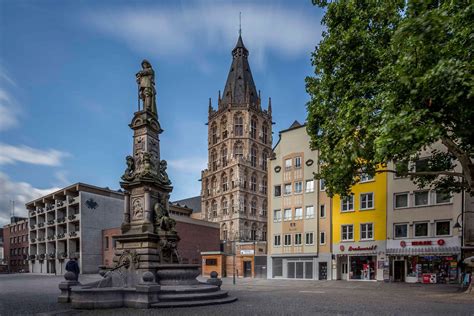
[
  {"xmin": 262, "ymin": 201, "xmax": 267, "ymax": 217},
  {"xmin": 294, "ymin": 182, "xmax": 303, "ymax": 194},
  {"xmin": 251, "ymin": 199, "xmax": 257, "ymax": 216},
  {"xmin": 436, "ymin": 191, "xmax": 451, "ymax": 204},
  {"xmin": 305, "ymin": 206, "xmax": 315, "ymax": 219},
  {"xmin": 251, "ymin": 226, "xmax": 257, "ymax": 241},
  {"xmin": 341, "ymin": 195, "xmax": 354, "ymax": 212},
  {"xmin": 274, "ymin": 185, "xmax": 281, "ymax": 197},
  {"xmin": 414, "ymin": 191, "xmax": 429, "ymax": 206},
  {"xmin": 250, "ymin": 174, "xmax": 257, "ymax": 191},
  {"xmin": 251, "ymin": 147, "xmax": 257, "ymax": 167},
  {"xmin": 211, "ymin": 150, "xmax": 218, "ymax": 171},
  {"xmin": 284, "ymin": 234, "xmax": 292, "ymax": 246},
  {"xmin": 436, "ymin": 221, "xmax": 450, "ymax": 236},
  {"xmin": 250, "ymin": 118, "xmax": 257, "ymax": 139},
  {"xmin": 222, "ymin": 198, "xmax": 228, "ymax": 215},
  {"xmin": 211, "ymin": 201, "xmax": 217, "ymax": 218},
  {"xmin": 262, "ymin": 179, "xmax": 267, "ymax": 194},
  {"xmin": 295, "ymin": 157, "xmax": 302, "ymax": 168},
  {"xmin": 394, "ymin": 193, "xmax": 409, "ymax": 208},
  {"xmin": 221, "ymin": 146, "xmax": 228, "ymax": 167},
  {"xmin": 222, "ymin": 174, "xmax": 228, "ymax": 192},
  {"xmin": 295, "ymin": 207, "xmax": 303, "ymax": 220},
  {"xmin": 414, "ymin": 222, "xmax": 429, "ymax": 237},
  {"xmin": 319, "ymin": 179, "xmax": 326, "ymax": 191},
  {"xmin": 234, "ymin": 115, "xmax": 243, "ymax": 136},
  {"xmin": 285, "ymin": 159, "xmax": 292, "ymax": 170},
  {"xmin": 211, "ymin": 124, "xmax": 218, "ymax": 144},
  {"xmin": 341, "ymin": 225, "xmax": 354, "ymax": 241},
  {"xmin": 415, "ymin": 158, "xmax": 429, "ymax": 172},
  {"xmin": 262, "ymin": 125, "xmax": 268, "ymax": 144},
  {"xmin": 206, "ymin": 259, "xmax": 217, "ymax": 266},
  {"xmin": 274, "ymin": 234, "xmax": 281, "ymax": 246},
  {"xmin": 360, "ymin": 193, "xmax": 374, "ymax": 210},
  {"xmin": 273, "ymin": 209, "xmax": 282, "ymax": 222},
  {"xmin": 262, "ymin": 230, "xmax": 267, "ymax": 241},
  {"xmin": 284, "ymin": 209, "xmax": 292, "ymax": 221},
  {"xmin": 262, "ymin": 151, "xmax": 268, "ymax": 171},
  {"xmin": 394, "ymin": 224, "xmax": 408, "ymax": 238},
  {"xmin": 305, "ymin": 232, "xmax": 314, "ymax": 245},
  {"xmin": 104, "ymin": 236, "xmax": 109, "ymax": 250},
  {"xmin": 284, "ymin": 183, "xmax": 292, "ymax": 195},
  {"xmin": 360, "ymin": 172, "xmax": 373, "ymax": 182},
  {"xmin": 305, "ymin": 180, "xmax": 314, "ymax": 193},
  {"xmin": 360, "ymin": 223, "xmax": 373, "ymax": 240},
  {"xmin": 319, "ymin": 204, "xmax": 326, "ymax": 218},
  {"xmin": 294, "ymin": 233, "xmax": 302, "ymax": 245},
  {"xmin": 319, "ymin": 232, "xmax": 326, "ymax": 245},
  {"xmin": 234, "ymin": 142, "xmax": 243, "ymax": 159}
]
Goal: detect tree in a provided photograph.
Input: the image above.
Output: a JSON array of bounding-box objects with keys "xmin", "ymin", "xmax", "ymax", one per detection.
[{"xmin": 306, "ymin": 0, "xmax": 474, "ymax": 197}]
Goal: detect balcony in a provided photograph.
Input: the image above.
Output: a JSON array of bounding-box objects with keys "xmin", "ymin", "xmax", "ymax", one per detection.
[
  {"xmin": 38, "ymin": 222, "xmax": 45, "ymax": 228},
  {"xmin": 29, "ymin": 211, "xmax": 36, "ymax": 217},
  {"xmin": 48, "ymin": 252, "xmax": 56, "ymax": 259},
  {"xmin": 38, "ymin": 253, "xmax": 46, "ymax": 261},
  {"xmin": 69, "ymin": 231, "xmax": 78, "ymax": 238},
  {"xmin": 30, "ymin": 238, "xmax": 36, "ymax": 243},
  {"xmin": 47, "ymin": 219, "xmax": 55, "ymax": 226},
  {"xmin": 28, "ymin": 255, "xmax": 36, "ymax": 260},
  {"xmin": 57, "ymin": 217, "xmax": 66, "ymax": 224},
  {"xmin": 47, "ymin": 235, "xmax": 55, "ymax": 241},
  {"xmin": 68, "ymin": 197, "xmax": 79, "ymax": 205},
  {"xmin": 56, "ymin": 233, "xmax": 66, "ymax": 239},
  {"xmin": 58, "ymin": 252, "xmax": 67, "ymax": 260},
  {"xmin": 67, "ymin": 214, "xmax": 77, "ymax": 221}
]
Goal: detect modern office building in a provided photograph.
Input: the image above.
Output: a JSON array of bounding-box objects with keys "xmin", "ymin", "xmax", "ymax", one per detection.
[
  {"xmin": 3, "ymin": 217, "xmax": 29, "ymax": 273},
  {"xmin": 26, "ymin": 183, "xmax": 124, "ymax": 274},
  {"xmin": 200, "ymin": 34, "xmax": 272, "ymax": 243},
  {"xmin": 267, "ymin": 121, "xmax": 332, "ymax": 280},
  {"xmin": 332, "ymin": 168, "xmax": 388, "ymax": 281}
]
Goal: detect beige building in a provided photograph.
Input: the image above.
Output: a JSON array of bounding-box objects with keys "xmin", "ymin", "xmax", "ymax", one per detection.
[
  {"xmin": 200, "ymin": 34, "xmax": 272, "ymax": 244},
  {"xmin": 386, "ymin": 142, "xmax": 462, "ymax": 283},
  {"xmin": 267, "ymin": 121, "xmax": 332, "ymax": 280}
]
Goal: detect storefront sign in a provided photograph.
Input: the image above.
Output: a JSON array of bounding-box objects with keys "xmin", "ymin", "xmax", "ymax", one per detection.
[
  {"xmin": 340, "ymin": 245, "xmax": 345, "ymax": 251},
  {"xmin": 412, "ymin": 241, "xmax": 432, "ymax": 246},
  {"xmin": 348, "ymin": 245, "xmax": 377, "ymax": 252},
  {"xmin": 437, "ymin": 239, "xmax": 445, "ymax": 246},
  {"xmin": 400, "ymin": 241, "xmax": 406, "ymax": 248},
  {"xmin": 240, "ymin": 249, "xmax": 254, "ymax": 255}
]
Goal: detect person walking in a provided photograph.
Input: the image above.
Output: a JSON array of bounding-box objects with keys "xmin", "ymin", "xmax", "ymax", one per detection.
[{"xmin": 65, "ymin": 257, "xmax": 80, "ymax": 281}]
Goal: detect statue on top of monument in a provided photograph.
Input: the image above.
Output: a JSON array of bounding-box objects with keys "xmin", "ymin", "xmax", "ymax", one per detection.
[
  {"xmin": 158, "ymin": 160, "xmax": 172, "ymax": 185},
  {"xmin": 154, "ymin": 198, "xmax": 176, "ymax": 233},
  {"xmin": 121, "ymin": 155, "xmax": 135, "ymax": 182},
  {"xmin": 136, "ymin": 59, "xmax": 157, "ymax": 114}
]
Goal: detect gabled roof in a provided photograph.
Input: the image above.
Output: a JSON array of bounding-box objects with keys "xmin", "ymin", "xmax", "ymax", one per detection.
[{"xmin": 172, "ymin": 195, "xmax": 202, "ymax": 213}]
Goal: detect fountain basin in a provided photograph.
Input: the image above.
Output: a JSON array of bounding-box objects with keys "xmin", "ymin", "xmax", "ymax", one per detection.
[
  {"xmin": 70, "ymin": 286, "xmax": 160, "ymax": 309},
  {"xmin": 156, "ymin": 264, "xmax": 201, "ymax": 285}
]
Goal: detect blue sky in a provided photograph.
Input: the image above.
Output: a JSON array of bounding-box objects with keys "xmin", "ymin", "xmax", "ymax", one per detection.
[{"xmin": 0, "ymin": 0, "xmax": 324, "ymax": 225}]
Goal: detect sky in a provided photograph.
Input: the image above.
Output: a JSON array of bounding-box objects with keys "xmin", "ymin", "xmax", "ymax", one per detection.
[{"xmin": 0, "ymin": 0, "xmax": 324, "ymax": 225}]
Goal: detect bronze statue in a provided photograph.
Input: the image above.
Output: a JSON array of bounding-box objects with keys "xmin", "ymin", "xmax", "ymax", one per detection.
[
  {"xmin": 121, "ymin": 156, "xmax": 135, "ymax": 181},
  {"xmin": 136, "ymin": 59, "xmax": 157, "ymax": 114},
  {"xmin": 154, "ymin": 200, "xmax": 176, "ymax": 232},
  {"xmin": 158, "ymin": 160, "xmax": 171, "ymax": 185}
]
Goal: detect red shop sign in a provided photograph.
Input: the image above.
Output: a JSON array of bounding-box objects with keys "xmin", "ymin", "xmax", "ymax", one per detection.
[
  {"xmin": 340, "ymin": 245, "xmax": 345, "ymax": 251},
  {"xmin": 437, "ymin": 239, "xmax": 445, "ymax": 246},
  {"xmin": 400, "ymin": 241, "xmax": 406, "ymax": 248},
  {"xmin": 412, "ymin": 241, "xmax": 432, "ymax": 246},
  {"xmin": 348, "ymin": 245, "xmax": 377, "ymax": 251}
]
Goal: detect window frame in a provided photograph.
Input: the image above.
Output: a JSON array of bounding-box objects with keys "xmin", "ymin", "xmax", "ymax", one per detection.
[
  {"xmin": 305, "ymin": 205, "xmax": 315, "ymax": 219},
  {"xmin": 341, "ymin": 195, "xmax": 354, "ymax": 212},
  {"xmin": 284, "ymin": 183, "xmax": 292, "ymax": 195},
  {"xmin": 294, "ymin": 181, "xmax": 303, "ymax": 194},
  {"xmin": 284, "ymin": 234, "xmax": 292, "ymax": 246},
  {"xmin": 319, "ymin": 231, "xmax": 326, "ymax": 245},
  {"xmin": 294, "ymin": 207, "xmax": 303, "ymax": 220},
  {"xmin": 319, "ymin": 204, "xmax": 326, "ymax": 218},
  {"xmin": 394, "ymin": 192, "xmax": 409, "ymax": 209},
  {"xmin": 283, "ymin": 208, "xmax": 292, "ymax": 221},
  {"xmin": 360, "ymin": 192, "xmax": 374, "ymax": 210},
  {"xmin": 305, "ymin": 232, "xmax": 314, "ymax": 245},
  {"xmin": 274, "ymin": 185, "xmax": 281, "ymax": 197},
  {"xmin": 305, "ymin": 180, "xmax": 314, "ymax": 193},
  {"xmin": 273, "ymin": 209, "xmax": 282, "ymax": 222},
  {"xmin": 360, "ymin": 223, "xmax": 374, "ymax": 241},
  {"xmin": 341, "ymin": 224, "xmax": 354, "ymax": 241},
  {"xmin": 414, "ymin": 191, "xmax": 430, "ymax": 207},
  {"xmin": 294, "ymin": 156, "xmax": 302, "ymax": 169},
  {"xmin": 285, "ymin": 159, "xmax": 292, "ymax": 170},
  {"xmin": 319, "ymin": 179, "xmax": 326, "ymax": 191},
  {"xmin": 394, "ymin": 223, "xmax": 408, "ymax": 239},
  {"xmin": 294, "ymin": 233, "xmax": 302, "ymax": 246},
  {"xmin": 414, "ymin": 222, "xmax": 429, "ymax": 237},
  {"xmin": 273, "ymin": 234, "xmax": 281, "ymax": 247},
  {"xmin": 435, "ymin": 220, "xmax": 451, "ymax": 236}
]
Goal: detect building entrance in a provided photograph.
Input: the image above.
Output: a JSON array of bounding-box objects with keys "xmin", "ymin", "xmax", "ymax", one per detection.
[
  {"xmin": 394, "ymin": 260, "xmax": 405, "ymax": 282},
  {"xmin": 349, "ymin": 256, "xmax": 376, "ymax": 280},
  {"xmin": 319, "ymin": 262, "xmax": 328, "ymax": 280},
  {"xmin": 243, "ymin": 261, "xmax": 252, "ymax": 278}
]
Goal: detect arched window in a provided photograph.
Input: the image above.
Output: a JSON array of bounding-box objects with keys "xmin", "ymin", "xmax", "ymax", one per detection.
[
  {"xmin": 222, "ymin": 172, "xmax": 228, "ymax": 192},
  {"xmin": 250, "ymin": 173, "xmax": 257, "ymax": 192},
  {"xmin": 211, "ymin": 200, "xmax": 217, "ymax": 218},
  {"xmin": 230, "ymin": 169, "xmax": 235, "ymax": 188},
  {"xmin": 221, "ymin": 116, "xmax": 228, "ymax": 139},
  {"xmin": 262, "ymin": 150, "xmax": 268, "ymax": 171},
  {"xmin": 243, "ymin": 221, "xmax": 250, "ymax": 240},
  {"xmin": 262, "ymin": 224, "xmax": 267, "ymax": 241},
  {"xmin": 211, "ymin": 149, "xmax": 218, "ymax": 171},
  {"xmin": 221, "ymin": 146, "xmax": 228, "ymax": 167},
  {"xmin": 251, "ymin": 198, "xmax": 257, "ymax": 216},
  {"xmin": 261, "ymin": 177, "xmax": 267, "ymax": 194},
  {"xmin": 205, "ymin": 201, "xmax": 209, "ymax": 218},
  {"xmin": 250, "ymin": 146, "xmax": 257, "ymax": 167},
  {"xmin": 230, "ymin": 194, "xmax": 235, "ymax": 213},
  {"xmin": 241, "ymin": 196, "xmax": 247, "ymax": 214},
  {"xmin": 211, "ymin": 122, "xmax": 218, "ymax": 145},
  {"xmin": 262, "ymin": 200, "xmax": 267, "ymax": 217},
  {"xmin": 251, "ymin": 223, "xmax": 257, "ymax": 241},
  {"xmin": 234, "ymin": 114, "xmax": 243, "ymax": 136},
  {"xmin": 222, "ymin": 197, "xmax": 228, "ymax": 215},
  {"xmin": 222, "ymin": 223, "xmax": 228, "ymax": 240},
  {"xmin": 262, "ymin": 124, "xmax": 269, "ymax": 144},
  {"xmin": 205, "ymin": 179, "xmax": 210, "ymax": 196},
  {"xmin": 234, "ymin": 142, "xmax": 243, "ymax": 160},
  {"xmin": 250, "ymin": 116, "xmax": 257, "ymax": 139},
  {"xmin": 211, "ymin": 176, "xmax": 217, "ymax": 195}
]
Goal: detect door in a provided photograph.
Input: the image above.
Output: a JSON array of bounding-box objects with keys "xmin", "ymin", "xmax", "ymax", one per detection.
[
  {"xmin": 319, "ymin": 262, "xmax": 328, "ymax": 280},
  {"xmin": 394, "ymin": 260, "xmax": 405, "ymax": 282},
  {"xmin": 341, "ymin": 261, "xmax": 348, "ymax": 280},
  {"xmin": 243, "ymin": 261, "xmax": 252, "ymax": 277}
]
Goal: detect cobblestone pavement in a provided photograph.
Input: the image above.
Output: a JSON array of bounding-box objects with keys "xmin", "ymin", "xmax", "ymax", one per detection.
[{"xmin": 0, "ymin": 274, "xmax": 472, "ymax": 316}]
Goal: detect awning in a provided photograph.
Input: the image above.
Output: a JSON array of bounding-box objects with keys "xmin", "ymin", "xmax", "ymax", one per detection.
[{"xmin": 386, "ymin": 246, "xmax": 460, "ymax": 255}]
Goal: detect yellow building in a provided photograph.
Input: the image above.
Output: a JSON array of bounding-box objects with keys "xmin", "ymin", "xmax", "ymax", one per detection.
[{"xmin": 332, "ymin": 170, "xmax": 387, "ymax": 281}]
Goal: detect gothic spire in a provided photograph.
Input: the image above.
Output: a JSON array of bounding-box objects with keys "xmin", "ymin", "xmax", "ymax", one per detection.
[{"xmin": 220, "ymin": 35, "xmax": 259, "ymax": 107}]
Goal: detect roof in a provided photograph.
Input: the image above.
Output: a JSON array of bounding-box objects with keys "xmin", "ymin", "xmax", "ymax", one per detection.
[
  {"xmin": 386, "ymin": 246, "xmax": 460, "ymax": 255},
  {"xmin": 220, "ymin": 35, "xmax": 259, "ymax": 106},
  {"xmin": 172, "ymin": 195, "xmax": 202, "ymax": 213}
]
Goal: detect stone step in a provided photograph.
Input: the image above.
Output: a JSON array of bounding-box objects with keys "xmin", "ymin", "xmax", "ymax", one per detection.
[
  {"xmin": 159, "ymin": 290, "xmax": 229, "ymax": 302},
  {"xmin": 160, "ymin": 284, "xmax": 219, "ymax": 294},
  {"xmin": 151, "ymin": 296, "xmax": 238, "ymax": 308}
]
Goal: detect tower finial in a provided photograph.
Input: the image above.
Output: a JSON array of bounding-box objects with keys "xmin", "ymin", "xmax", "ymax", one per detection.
[{"xmin": 239, "ymin": 12, "xmax": 242, "ymax": 36}]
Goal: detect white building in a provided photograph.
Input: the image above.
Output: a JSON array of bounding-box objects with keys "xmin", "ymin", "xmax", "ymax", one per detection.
[{"xmin": 26, "ymin": 183, "xmax": 123, "ymax": 274}]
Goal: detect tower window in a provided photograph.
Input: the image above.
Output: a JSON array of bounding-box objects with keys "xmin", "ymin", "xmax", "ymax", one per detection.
[
  {"xmin": 250, "ymin": 118, "xmax": 257, "ymax": 139},
  {"xmin": 234, "ymin": 115, "xmax": 243, "ymax": 136}
]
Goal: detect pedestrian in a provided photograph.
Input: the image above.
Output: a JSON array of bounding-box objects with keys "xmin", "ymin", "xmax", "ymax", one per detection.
[{"xmin": 65, "ymin": 257, "xmax": 80, "ymax": 281}]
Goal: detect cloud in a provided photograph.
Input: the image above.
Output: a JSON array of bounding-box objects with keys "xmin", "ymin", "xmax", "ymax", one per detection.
[
  {"xmin": 0, "ymin": 68, "xmax": 20, "ymax": 131},
  {"xmin": 0, "ymin": 172, "xmax": 60, "ymax": 226},
  {"xmin": 84, "ymin": 3, "xmax": 322, "ymax": 69},
  {"xmin": 168, "ymin": 157, "xmax": 207, "ymax": 174},
  {"xmin": 0, "ymin": 143, "xmax": 69, "ymax": 166}
]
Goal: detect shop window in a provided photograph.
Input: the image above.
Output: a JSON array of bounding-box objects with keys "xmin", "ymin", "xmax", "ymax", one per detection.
[
  {"xmin": 294, "ymin": 181, "xmax": 303, "ymax": 194},
  {"xmin": 284, "ymin": 234, "xmax": 292, "ymax": 246},
  {"xmin": 273, "ymin": 209, "xmax": 281, "ymax": 222},
  {"xmin": 319, "ymin": 231, "xmax": 326, "ymax": 245},
  {"xmin": 306, "ymin": 232, "xmax": 314, "ymax": 245},
  {"xmin": 319, "ymin": 204, "xmax": 326, "ymax": 218},
  {"xmin": 305, "ymin": 180, "xmax": 314, "ymax": 193},
  {"xmin": 436, "ymin": 221, "xmax": 450, "ymax": 236},
  {"xmin": 295, "ymin": 157, "xmax": 302, "ymax": 169},
  {"xmin": 274, "ymin": 234, "xmax": 281, "ymax": 246},
  {"xmin": 319, "ymin": 179, "xmax": 326, "ymax": 191},
  {"xmin": 295, "ymin": 207, "xmax": 303, "ymax": 220},
  {"xmin": 350, "ymin": 256, "xmax": 376, "ymax": 280},
  {"xmin": 205, "ymin": 259, "xmax": 217, "ymax": 266},
  {"xmin": 306, "ymin": 206, "xmax": 315, "ymax": 219},
  {"xmin": 394, "ymin": 193, "xmax": 409, "ymax": 208},
  {"xmin": 414, "ymin": 222, "xmax": 429, "ymax": 237},
  {"xmin": 414, "ymin": 191, "xmax": 429, "ymax": 206},
  {"xmin": 283, "ymin": 209, "xmax": 292, "ymax": 221},
  {"xmin": 341, "ymin": 195, "xmax": 354, "ymax": 212},
  {"xmin": 394, "ymin": 224, "xmax": 408, "ymax": 238},
  {"xmin": 436, "ymin": 191, "xmax": 451, "ymax": 204},
  {"xmin": 360, "ymin": 223, "xmax": 373, "ymax": 240},
  {"xmin": 274, "ymin": 185, "xmax": 281, "ymax": 197},
  {"xmin": 360, "ymin": 193, "xmax": 374, "ymax": 210},
  {"xmin": 341, "ymin": 225, "xmax": 354, "ymax": 241},
  {"xmin": 284, "ymin": 183, "xmax": 292, "ymax": 195},
  {"xmin": 294, "ymin": 233, "xmax": 302, "ymax": 246}
]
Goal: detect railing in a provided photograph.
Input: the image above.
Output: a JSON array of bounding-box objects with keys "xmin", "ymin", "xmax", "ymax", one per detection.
[
  {"xmin": 47, "ymin": 235, "xmax": 55, "ymax": 241},
  {"xmin": 38, "ymin": 222, "xmax": 45, "ymax": 228},
  {"xmin": 67, "ymin": 214, "xmax": 76, "ymax": 221},
  {"xmin": 69, "ymin": 231, "xmax": 78, "ymax": 237},
  {"xmin": 56, "ymin": 233, "xmax": 66, "ymax": 239},
  {"xmin": 30, "ymin": 238, "xmax": 36, "ymax": 243},
  {"xmin": 28, "ymin": 255, "xmax": 36, "ymax": 260},
  {"xmin": 58, "ymin": 252, "xmax": 67, "ymax": 260},
  {"xmin": 57, "ymin": 217, "xmax": 66, "ymax": 223},
  {"xmin": 38, "ymin": 254, "xmax": 45, "ymax": 260},
  {"xmin": 37, "ymin": 237, "xmax": 45, "ymax": 242},
  {"xmin": 48, "ymin": 253, "xmax": 56, "ymax": 259},
  {"xmin": 47, "ymin": 219, "xmax": 55, "ymax": 225}
]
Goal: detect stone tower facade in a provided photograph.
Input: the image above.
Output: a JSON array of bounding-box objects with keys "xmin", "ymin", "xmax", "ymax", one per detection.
[{"xmin": 201, "ymin": 35, "xmax": 272, "ymax": 243}]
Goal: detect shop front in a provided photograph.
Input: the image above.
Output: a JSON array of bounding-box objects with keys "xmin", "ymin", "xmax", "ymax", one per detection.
[
  {"xmin": 387, "ymin": 237, "xmax": 461, "ymax": 284},
  {"xmin": 333, "ymin": 241, "xmax": 387, "ymax": 281}
]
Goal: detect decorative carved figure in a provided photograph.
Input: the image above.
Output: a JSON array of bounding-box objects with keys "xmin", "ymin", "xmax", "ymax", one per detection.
[
  {"xmin": 136, "ymin": 59, "xmax": 157, "ymax": 114},
  {"xmin": 132, "ymin": 198, "xmax": 144, "ymax": 220},
  {"xmin": 158, "ymin": 160, "xmax": 171, "ymax": 185},
  {"xmin": 140, "ymin": 152, "xmax": 155, "ymax": 178},
  {"xmin": 154, "ymin": 199, "xmax": 176, "ymax": 232},
  {"xmin": 121, "ymin": 156, "xmax": 135, "ymax": 181}
]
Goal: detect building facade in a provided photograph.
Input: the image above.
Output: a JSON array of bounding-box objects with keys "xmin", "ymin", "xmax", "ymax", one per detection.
[
  {"xmin": 26, "ymin": 183, "xmax": 124, "ymax": 274},
  {"xmin": 200, "ymin": 34, "xmax": 272, "ymax": 244},
  {"xmin": 332, "ymin": 169, "xmax": 388, "ymax": 281},
  {"xmin": 267, "ymin": 122, "xmax": 332, "ymax": 280},
  {"xmin": 3, "ymin": 217, "xmax": 29, "ymax": 273}
]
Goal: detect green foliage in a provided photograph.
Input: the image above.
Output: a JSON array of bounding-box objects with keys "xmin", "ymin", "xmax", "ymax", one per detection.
[{"xmin": 306, "ymin": 0, "xmax": 474, "ymax": 196}]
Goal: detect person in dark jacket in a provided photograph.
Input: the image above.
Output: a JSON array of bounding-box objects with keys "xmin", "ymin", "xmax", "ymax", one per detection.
[{"xmin": 65, "ymin": 257, "xmax": 80, "ymax": 281}]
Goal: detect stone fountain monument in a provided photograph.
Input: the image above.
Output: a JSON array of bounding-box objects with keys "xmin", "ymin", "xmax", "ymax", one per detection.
[{"xmin": 59, "ymin": 60, "xmax": 236, "ymax": 309}]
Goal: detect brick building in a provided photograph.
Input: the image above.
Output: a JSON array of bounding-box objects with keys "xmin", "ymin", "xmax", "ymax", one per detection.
[{"xmin": 3, "ymin": 217, "xmax": 29, "ymax": 273}]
